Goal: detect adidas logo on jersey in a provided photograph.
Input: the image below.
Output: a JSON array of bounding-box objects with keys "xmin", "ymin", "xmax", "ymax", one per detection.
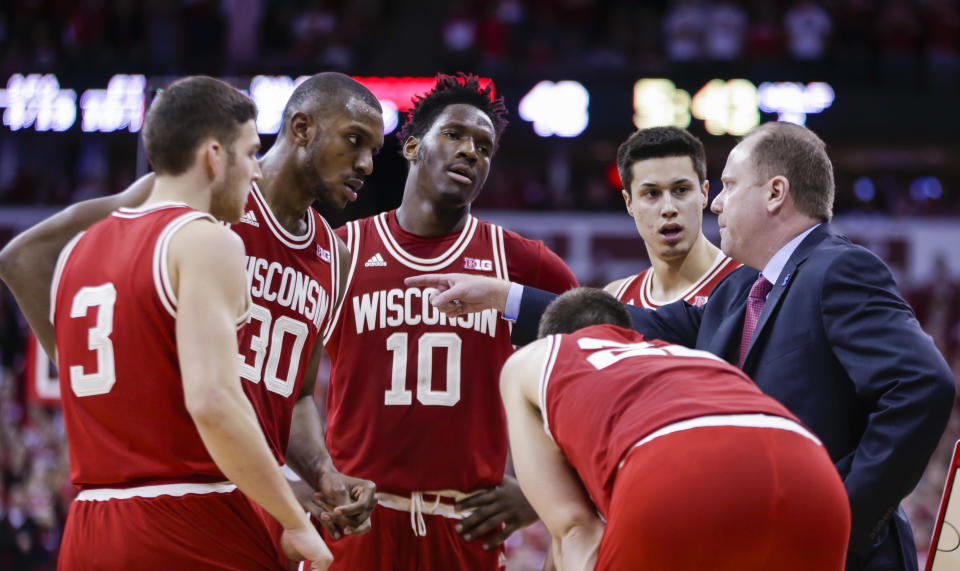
[
  {"xmin": 364, "ymin": 253, "xmax": 387, "ymax": 267},
  {"xmin": 239, "ymin": 210, "xmax": 259, "ymax": 227}
]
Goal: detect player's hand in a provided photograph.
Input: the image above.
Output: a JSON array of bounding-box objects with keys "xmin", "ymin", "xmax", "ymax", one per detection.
[
  {"xmin": 454, "ymin": 476, "xmax": 539, "ymax": 550},
  {"xmin": 280, "ymin": 515, "xmax": 333, "ymax": 571},
  {"xmin": 311, "ymin": 470, "xmax": 377, "ymax": 539},
  {"xmin": 404, "ymin": 273, "xmax": 511, "ymax": 316}
]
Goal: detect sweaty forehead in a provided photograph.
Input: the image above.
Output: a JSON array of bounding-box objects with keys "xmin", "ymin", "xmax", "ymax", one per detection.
[
  {"xmin": 315, "ymin": 95, "xmax": 383, "ymax": 129},
  {"xmin": 429, "ymin": 104, "xmax": 495, "ymax": 138},
  {"xmin": 630, "ymin": 156, "xmax": 698, "ymax": 185}
]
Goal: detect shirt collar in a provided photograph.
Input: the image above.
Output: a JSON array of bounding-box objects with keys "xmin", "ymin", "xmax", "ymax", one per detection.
[{"xmin": 761, "ymin": 224, "xmax": 820, "ymax": 286}]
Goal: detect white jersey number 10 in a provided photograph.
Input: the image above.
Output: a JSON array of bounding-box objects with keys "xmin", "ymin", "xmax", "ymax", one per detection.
[{"xmin": 384, "ymin": 332, "xmax": 461, "ymax": 406}]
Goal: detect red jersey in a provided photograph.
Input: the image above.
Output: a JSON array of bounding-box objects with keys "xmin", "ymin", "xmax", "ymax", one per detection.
[
  {"xmin": 613, "ymin": 252, "xmax": 740, "ymax": 308},
  {"xmin": 51, "ymin": 203, "xmax": 240, "ymax": 488},
  {"xmin": 324, "ymin": 210, "xmax": 577, "ymax": 494},
  {"xmin": 540, "ymin": 324, "xmax": 798, "ymax": 516},
  {"xmin": 232, "ymin": 182, "xmax": 341, "ymax": 463}
]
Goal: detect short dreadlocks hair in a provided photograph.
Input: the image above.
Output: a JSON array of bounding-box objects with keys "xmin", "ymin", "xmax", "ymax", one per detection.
[{"xmin": 397, "ymin": 72, "xmax": 508, "ymax": 150}]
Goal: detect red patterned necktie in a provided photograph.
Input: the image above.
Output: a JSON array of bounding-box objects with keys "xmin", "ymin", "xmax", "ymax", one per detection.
[{"xmin": 739, "ymin": 275, "xmax": 773, "ymax": 367}]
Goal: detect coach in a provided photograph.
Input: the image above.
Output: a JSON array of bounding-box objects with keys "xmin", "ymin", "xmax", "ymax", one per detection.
[{"xmin": 412, "ymin": 121, "xmax": 955, "ymax": 570}]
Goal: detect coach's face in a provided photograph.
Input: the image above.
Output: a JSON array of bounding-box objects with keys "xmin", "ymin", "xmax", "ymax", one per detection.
[
  {"xmin": 301, "ymin": 97, "xmax": 384, "ymax": 210},
  {"xmin": 712, "ymin": 136, "xmax": 769, "ymax": 269},
  {"xmin": 404, "ymin": 104, "xmax": 495, "ymax": 208}
]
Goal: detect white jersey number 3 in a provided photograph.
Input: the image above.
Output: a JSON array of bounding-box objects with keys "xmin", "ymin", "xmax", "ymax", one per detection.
[
  {"xmin": 384, "ymin": 332, "xmax": 461, "ymax": 406},
  {"xmin": 68, "ymin": 283, "xmax": 118, "ymax": 397}
]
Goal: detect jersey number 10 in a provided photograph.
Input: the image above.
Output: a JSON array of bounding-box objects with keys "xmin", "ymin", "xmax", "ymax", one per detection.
[{"xmin": 384, "ymin": 332, "xmax": 461, "ymax": 406}]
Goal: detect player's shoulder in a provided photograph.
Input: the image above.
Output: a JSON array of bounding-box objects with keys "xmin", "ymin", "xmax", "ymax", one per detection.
[
  {"xmin": 173, "ymin": 217, "xmax": 244, "ymax": 259},
  {"xmin": 603, "ymin": 276, "xmax": 631, "ymax": 295}
]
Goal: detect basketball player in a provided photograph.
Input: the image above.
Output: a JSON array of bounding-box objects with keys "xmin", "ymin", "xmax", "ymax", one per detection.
[
  {"xmin": 0, "ymin": 73, "xmax": 385, "ymax": 541},
  {"xmin": 501, "ymin": 288, "xmax": 850, "ymax": 569},
  {"xmin": 46, "ymin": 76, "xmax": 331, "ymax": 569},
  {"xmin": 605, "ymin": 126, "xmax": 739, "ymax": 307},
  {"xmin": 321, "ymin": 73, "xmax": 578, "ymax": 569}
]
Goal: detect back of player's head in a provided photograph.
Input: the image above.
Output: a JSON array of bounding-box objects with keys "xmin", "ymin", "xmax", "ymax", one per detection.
[
  {"xmin": 616, "ymin": 126, "xmax": 707, "ymax": 191},
  {"xmin": 142, "ymin": 76, "xmax": 257, "ymax": 176},
  {"xmin": 742, "ymin": 122, "xmax": 834, "ymax": 222},
  {"xmin": 538, "ymin": 288, "xmax": 633, "ymax": 338},
  {"xmin": 279, "ymin": 72, "xmax": 382, "ymax": 136},
  {"xmin": 397, "ymin": 72, "xmax": 508, "ymax": 150}
]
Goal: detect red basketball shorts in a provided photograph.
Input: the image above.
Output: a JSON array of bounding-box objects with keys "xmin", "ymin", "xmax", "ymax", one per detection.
[
  {"xmin": 595, "ymin": 424, "xmax": 851, "ymax": 570},
  {"xmin": 59, "ymin": 484, "xmax": 286, "ymax": 570}
]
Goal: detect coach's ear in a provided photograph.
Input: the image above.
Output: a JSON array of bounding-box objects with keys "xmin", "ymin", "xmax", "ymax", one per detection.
[{"xmin": 402, "ymin": 136, "xmax": 420, "ymax": 162}]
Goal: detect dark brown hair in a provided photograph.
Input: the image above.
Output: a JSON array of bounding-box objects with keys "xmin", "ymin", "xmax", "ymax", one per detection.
[
  {"xmin": 616, "ymin": 126, "xmax": 707, "ymax": 192},
  {"xmin": 538, "ymin": 288, "xmax": 633, "ymax": 338}
]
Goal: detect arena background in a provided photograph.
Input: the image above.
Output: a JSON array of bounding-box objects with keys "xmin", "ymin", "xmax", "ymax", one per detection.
[{"xmin": 2, "ymin": 1, "xmax": 960, "ymax": 568}]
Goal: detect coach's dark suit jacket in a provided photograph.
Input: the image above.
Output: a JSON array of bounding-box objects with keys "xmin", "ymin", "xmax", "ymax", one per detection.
[{"xmin": 513, "ymin": 224, "xmax": 955, "ymax": 570}]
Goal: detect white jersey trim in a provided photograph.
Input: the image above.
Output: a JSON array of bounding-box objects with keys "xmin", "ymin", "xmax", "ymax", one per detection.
[
  {"xmin": 322, "ymin": 220, "xmax": 360, "ymax": 346},
  {"xmin": 319, "ymin": 215, "xmax": 341, "ymax": 342},
  {"xmin": 153, "ymin": 212, "xmax": 217, "ymax": 319},
  {"xmin": 112, "ymin": 202, "xmax": 190, "ymax": 218},
  {"xmin": 637, "ymin": 251, "xmax": 737, "ymax": 309},
  {"xmin": 374, "ymin": 212, "xmax": 479, "ymax": 271},
  {"xmin": 75, "ymin": 481, "xmax": 237, "ymax": 501},
  {"xmin": 538, "ymin": 334, "xmax": 563, "ymax": 443},
  {"xmin": 619, "ymin": 413, "xmax": 822, "ymax": 470},
  {"xmin": 612, "ymin": 273, "xmax": 640, "ymax": 303},
  {"xmin": 249, "ymin": 182, "xmax": 315, "ymax": 250},
  {"xmin": 49, "ymin": 232, "xmax": 86, "ymax": 325},
  {"xmin": 490, "ymin": 224, "xmax": 510, "ymax": 282}
]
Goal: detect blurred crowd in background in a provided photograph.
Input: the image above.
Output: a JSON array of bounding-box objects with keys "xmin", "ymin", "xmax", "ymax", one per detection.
[{"xmin": 2, "ymin": 0, "xmax": 960, "ymax": 569}]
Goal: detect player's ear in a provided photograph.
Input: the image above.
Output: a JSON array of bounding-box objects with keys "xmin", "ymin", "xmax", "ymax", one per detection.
[
  {"xmin": 402, "ymin": 136, "xmax": 420, "ymax": 162},
  {"xmin": 701, "ymin": 180, "xmax": 710, "ymax": 209},
  {"xmin": 621, "ymin": 188, "xmax": 633, "ymax": 215},
  {"xmin": 201, "ymin": 138, "xmax": 223, "ymax": 181},
  {"xmin": 288, "ymin": 111, "xmax": 313, "ymax": 147}
]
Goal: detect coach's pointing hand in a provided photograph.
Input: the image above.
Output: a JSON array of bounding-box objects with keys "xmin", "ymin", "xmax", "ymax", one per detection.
[
  {"xmin": 454, "ymin": 476, "xmax": 539, "ymax": 550},
  {"xmin": 404, "ymin": 273, "xmax": 512, "ymax": 317}
]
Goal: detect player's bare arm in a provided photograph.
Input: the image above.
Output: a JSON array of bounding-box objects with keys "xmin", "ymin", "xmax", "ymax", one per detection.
[
  {"xmin": 500, "ymin": 341, "xmax": 604, "ymax": 571},
  {"xmin": 172, "ymin": 219, "xmax": 332, "ymax": 570},
  {"xmin": 286, "ymin": 331, "xmax": 376, "ymax": 540},
  {"xmin": 404, "ymin": 273, "xmax": 511, "ymax": 317},
  {"xmin": 0, "ymin": 173, "xmax": 154, "ymax": 357}
]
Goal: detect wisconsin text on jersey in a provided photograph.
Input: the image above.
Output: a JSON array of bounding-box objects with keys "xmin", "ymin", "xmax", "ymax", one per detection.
[
  {"xmin": 352, "ymin": 286, "xmax": 498, "ymax": 337},
  {"xmin": 245, "ymin": 255, "xmax": 330, "ymax": 331}
]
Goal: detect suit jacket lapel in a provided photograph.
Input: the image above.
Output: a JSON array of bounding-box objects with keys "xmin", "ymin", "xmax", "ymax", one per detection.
[{"xmin": 742, "ymin": 224, "xmax": 833, "ymax": 368}]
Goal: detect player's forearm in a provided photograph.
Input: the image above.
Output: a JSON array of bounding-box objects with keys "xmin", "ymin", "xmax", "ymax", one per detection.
[
  {"xmin": 554, "ymin": 519, "xmax": 603, "ymax": 571},
  {"xmin": 190, "ymin": 388, "xmax": 312, "ymax": 531},
  {"xmin": 286, "ymin": 396, "xmax": 338, "ymax": 487}
]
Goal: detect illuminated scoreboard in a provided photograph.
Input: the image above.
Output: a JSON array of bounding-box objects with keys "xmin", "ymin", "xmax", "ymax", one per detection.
[
  {"xmin": 0, "ymin": 73, "xmax": 835, "ymax": 138},
  {"xmin": 633, "ymin": 78, "xmax": 835, "ymax": 134}
]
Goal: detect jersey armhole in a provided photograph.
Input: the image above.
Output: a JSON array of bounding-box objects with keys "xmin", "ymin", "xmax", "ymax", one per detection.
[
  {"xmin": 322, "ymin": 220, "xmax": 360, "ymax": 345},
  {"xmin": 538, "ymin": 334, "xmax": 563, "ymax": 443},
  {"xmin": 50, "ymin": 231, "xmax": 86, "ymax": 324},
  {"xmin": 152, "ymin": 212, "xmax": 217, "ymax": 319}
]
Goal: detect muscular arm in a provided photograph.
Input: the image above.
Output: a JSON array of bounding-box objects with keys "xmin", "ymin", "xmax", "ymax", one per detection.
[
  {"xmin": 286, "ymin": 333, "xmax": 376, "ymax": 538},
  {"xmin": 500, "ymin": 341, "xmax": 603, "ymax": 571},
  {"xmin": 173, "ymin": 220, "xmax": 331, "ymax": 566},
  {"xmin": 0, "ymin": 174, "xmax": 154, "ymax": 357}
]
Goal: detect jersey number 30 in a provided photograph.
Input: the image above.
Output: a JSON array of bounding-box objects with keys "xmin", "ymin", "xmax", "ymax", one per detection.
[
  {"xmin": 384, "ymin": 332, "xmax": 461, "ymax": 406},
  {"xmin": 239, "ymin": 303, "xmax": 309, "ymax": 397}
]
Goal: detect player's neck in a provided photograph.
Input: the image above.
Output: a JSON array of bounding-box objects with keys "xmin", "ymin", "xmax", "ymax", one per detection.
[
  {"xmin": 647, "ymin": 234, "xmax": 720, "ymax": 300},
  {"xmin": 395, "ymin": 194, "xmax": 471, "ymax": 237},
  {"xmin": 257, "ymin": 153, "xmax": 310, "ymax": 236},
  {"xmin": 148, "ymin": 173, "xmax": 212, "ymax": 214}
]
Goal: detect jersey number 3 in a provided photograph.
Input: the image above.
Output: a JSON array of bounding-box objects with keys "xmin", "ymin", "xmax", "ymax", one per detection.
[
  {"xmin": 384, "ymin": 332, "xmax": 461, "ymax": 406},
  {"xmin": 68, "ymin": 283, "xmax": 118, "ymax": 397}
]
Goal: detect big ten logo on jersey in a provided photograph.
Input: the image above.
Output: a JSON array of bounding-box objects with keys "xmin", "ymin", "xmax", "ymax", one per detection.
[
  {"xmin": 316, "ymin": 244, "xmax": 331, "ymax": 263},
  {"xmin": 577, "ymin": 337, "xmax": 725, "ymax": 370},
  {"xmin": 464, "ymin": 257, "xmax": 493, "ymax": 272},
  {"xmin": 351, "ymin": 287, "xmax": 498, "ymax": 338},
  {"xmin": 693, "ymin": 295, "xmax": 708, "ymax": 307}
]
